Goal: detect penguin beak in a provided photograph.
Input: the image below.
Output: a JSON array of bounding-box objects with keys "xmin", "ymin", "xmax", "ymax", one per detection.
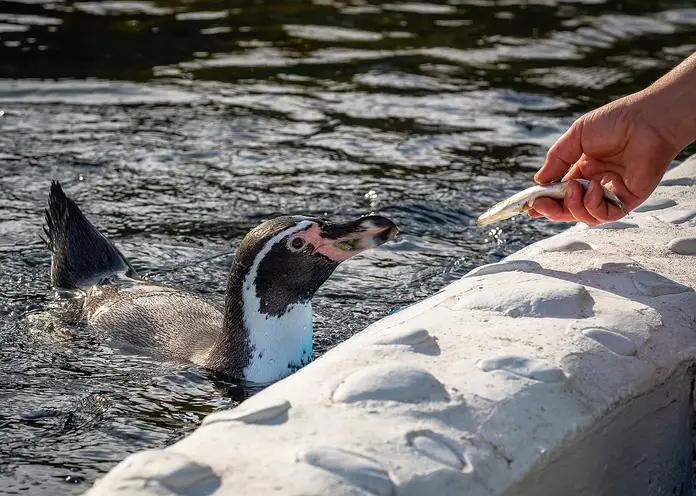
[{"xmin": 314, "ymin": 215, "xmax": 399, "ymax": 262}]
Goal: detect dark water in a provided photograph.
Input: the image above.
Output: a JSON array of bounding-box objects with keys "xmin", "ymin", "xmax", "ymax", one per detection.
[{"xmin": 1, "ymin": 0, "xmax": 696, "ymax": 493}]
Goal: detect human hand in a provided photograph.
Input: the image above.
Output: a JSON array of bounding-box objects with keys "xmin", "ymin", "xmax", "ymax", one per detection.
[{"xmin": 528, "ymin": 91, "xmax": 680, "ymax": 226}]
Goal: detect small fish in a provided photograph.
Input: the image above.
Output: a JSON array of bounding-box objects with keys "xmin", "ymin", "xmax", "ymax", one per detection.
[{"xmin": 476, "ymin": 179, "xmax": 628, "ymax": 226}]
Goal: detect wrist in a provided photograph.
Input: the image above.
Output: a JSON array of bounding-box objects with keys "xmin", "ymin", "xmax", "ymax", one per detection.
[{"xmin": 636, "ymin": 54, "xmax": 696, "ymax": 152}]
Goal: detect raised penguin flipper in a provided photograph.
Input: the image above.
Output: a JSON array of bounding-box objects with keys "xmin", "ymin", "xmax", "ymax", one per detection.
[{"xmin": 43, "ymin": 181, "xmax": 137, "ymax": 290}]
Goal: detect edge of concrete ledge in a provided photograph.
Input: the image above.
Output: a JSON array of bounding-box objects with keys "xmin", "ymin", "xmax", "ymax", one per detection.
[{"xmin": 85, "ymin": 155, "xmax": 696, "ymax": 496}]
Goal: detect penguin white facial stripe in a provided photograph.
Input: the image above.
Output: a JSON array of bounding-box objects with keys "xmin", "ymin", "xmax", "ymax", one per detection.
[
  {"xmin": 252, "ymin": 221, "xmax": 313, "ymax": 268},
  {"xmin": 241, "ymin": 220, "xmax": 315, "ymax": 383}
]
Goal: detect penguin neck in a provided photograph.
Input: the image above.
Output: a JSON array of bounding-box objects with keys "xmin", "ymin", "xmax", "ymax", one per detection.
[{"xmin": 215, "ymin": 235, "xmax": 315, "ymax": 384}]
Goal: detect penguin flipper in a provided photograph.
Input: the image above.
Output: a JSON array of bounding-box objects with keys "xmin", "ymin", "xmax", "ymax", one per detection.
[{"xmin": 44, "ymin": 181, "xmax": 137, "ymax": 290}]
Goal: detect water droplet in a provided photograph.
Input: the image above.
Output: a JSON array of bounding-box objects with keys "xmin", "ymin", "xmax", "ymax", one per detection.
[
  {"xmin": 78, "ymin": 174, "xmax": 84, "ymax": 181},
  {"xmin": 364, "ymin": 189, "xmax": 379, "ymax": 208}
]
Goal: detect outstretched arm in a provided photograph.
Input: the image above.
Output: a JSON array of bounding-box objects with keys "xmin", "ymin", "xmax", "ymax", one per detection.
[{"xmin": 530, "ymin": 51, "xmax": 696, "ymax": 225}]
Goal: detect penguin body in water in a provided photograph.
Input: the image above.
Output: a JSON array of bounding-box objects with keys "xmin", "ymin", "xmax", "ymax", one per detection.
[{"xmin": 42, "ymin": 181, "xmax": 398, "ymax": 383}]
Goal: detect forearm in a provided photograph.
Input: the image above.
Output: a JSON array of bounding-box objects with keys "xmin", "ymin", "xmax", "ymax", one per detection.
[{"xmin": 637, "ymin": 51, "xmax": 696, "ymax": 152}]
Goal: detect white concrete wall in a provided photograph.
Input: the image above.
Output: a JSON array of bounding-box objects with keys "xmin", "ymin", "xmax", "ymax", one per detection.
[{"xmin": 85, "ymin": 155, "xmax": 696, "ymax": 496}]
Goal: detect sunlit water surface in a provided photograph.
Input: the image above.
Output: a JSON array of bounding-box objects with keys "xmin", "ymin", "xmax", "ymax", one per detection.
[{"xmin": 1, "ymin": 0, "xmax": 696, "ymax": 492}]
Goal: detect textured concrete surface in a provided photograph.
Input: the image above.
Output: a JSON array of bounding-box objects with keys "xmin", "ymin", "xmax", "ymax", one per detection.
[{"xmin": 85, "ymin": 155, "xmax": 696, "ymax": 496}]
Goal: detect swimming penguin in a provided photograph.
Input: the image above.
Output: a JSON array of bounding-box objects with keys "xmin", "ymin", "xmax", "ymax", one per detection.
[{"xmin": 41, "ymin": 181, "xmax": 399, "ymax": 384}]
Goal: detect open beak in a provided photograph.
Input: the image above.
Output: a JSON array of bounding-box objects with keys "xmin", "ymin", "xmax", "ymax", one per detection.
[{"xmin": 314, "ymin": 215, "xmax": 399, "ymax": 261}]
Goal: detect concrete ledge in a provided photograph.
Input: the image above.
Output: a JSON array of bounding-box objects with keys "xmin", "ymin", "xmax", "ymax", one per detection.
[{"xmin": 86, "ymin": 155, "xmax": 696, "ymax": 496}]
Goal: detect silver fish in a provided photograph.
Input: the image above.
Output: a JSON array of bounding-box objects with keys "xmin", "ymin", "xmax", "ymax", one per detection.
[{"xmin": 476, "ymin": 179, "xmax": 628, "ymax": 226}]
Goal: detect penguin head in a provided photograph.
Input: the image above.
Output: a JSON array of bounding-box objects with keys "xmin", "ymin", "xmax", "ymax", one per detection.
[{"xmin": 235, "ymin": 214, "xmax": 399, "ymax": 317}]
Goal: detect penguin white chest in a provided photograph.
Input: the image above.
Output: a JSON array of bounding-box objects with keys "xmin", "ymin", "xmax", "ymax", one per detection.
[{"xmin": 242, "ymin": 299, "xmax": 313, "ymax": 383}]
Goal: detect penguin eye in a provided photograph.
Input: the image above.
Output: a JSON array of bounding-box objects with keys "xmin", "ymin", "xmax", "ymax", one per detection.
[{"xmin": 289, "ymin": 237, "xmax": 306, "ymax": 251}]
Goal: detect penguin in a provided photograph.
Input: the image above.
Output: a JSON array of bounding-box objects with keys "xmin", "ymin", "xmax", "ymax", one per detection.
[{"xmin": 41, "ymin": 181, "xmax": 399, "ymax": 384}]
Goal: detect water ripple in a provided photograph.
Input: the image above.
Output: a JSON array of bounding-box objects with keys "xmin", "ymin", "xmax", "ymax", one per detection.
[{"xmin": 1, "ymin": 0, "xmax": 696, "ymax": 493}]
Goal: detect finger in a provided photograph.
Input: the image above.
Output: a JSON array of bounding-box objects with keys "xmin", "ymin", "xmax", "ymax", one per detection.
[
  {"xmin": 535, "ymin": 119, "xmax": 584, "ymax": 185},
  {"xmin": 530, "ymin": 198, "xmax": 576, "ymax": 222},
  {"xmin": 583, "ymin": 179, "xmax": 626, "ymax": 221},
  {"xmin": 527, "ymin": 209, "xmax": 544, "ymax": 218},
  {"xmin": 561, "ymin": 162, "xmax": 585, "ymax": 182},
  {"xmin": 564, "ymin": 179, "xmax": 600, "ymax": 226},
  {"xmin": 599, "ymin": 176, "xmax": 642, "ymax": 213}
]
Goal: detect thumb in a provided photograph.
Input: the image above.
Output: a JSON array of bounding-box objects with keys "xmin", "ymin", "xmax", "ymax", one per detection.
[{"xmin": 535, "ymin": 118, "xmax": 584, "ymax": 184}]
